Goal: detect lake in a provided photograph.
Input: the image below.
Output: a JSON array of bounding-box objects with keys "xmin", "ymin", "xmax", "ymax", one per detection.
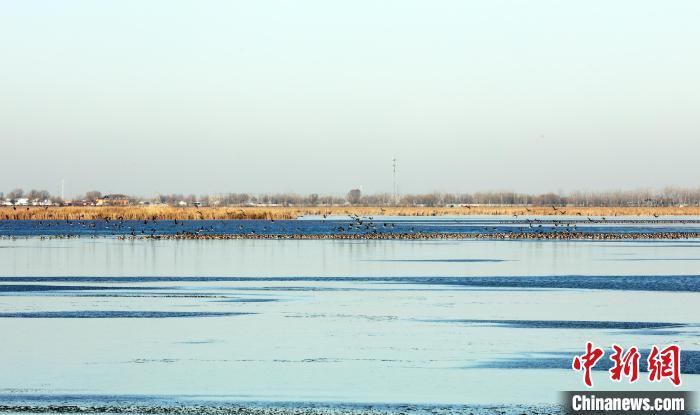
[{"xmin": 0, "ymin": 216, "xmax": 698, "ymax": 413}]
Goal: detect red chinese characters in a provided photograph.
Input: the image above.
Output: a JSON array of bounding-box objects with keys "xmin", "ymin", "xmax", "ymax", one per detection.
[
  {"xmin": 648, "ymin": 344, "xmax": 681, "ymax": 386},
  {"xmin": 572, "ymin": 341, "xmax": 605, "ymax": 387},
  {"xmin": 609, "ymin": 344, "xmax": 640, "ymax": 382},
  {"xmin": 573, "ymin": 343, "xmax": 682, "ymax": 387}
]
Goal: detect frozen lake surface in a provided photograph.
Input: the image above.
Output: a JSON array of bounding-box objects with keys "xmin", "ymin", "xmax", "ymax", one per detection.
[{"xmin": 0, "ymin": 217, "xmax": 698, "ymax": 411}]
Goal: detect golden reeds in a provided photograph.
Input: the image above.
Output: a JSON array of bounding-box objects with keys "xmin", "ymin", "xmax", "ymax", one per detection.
[{"xmin": 1, "ymin": 205, "xmax": 700, "ymax": 221}]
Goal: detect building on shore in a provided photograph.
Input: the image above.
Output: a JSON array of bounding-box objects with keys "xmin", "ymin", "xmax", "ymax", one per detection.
[{"xmin": 96, "ymin": 194, "xmax": 130, "ymax": 206}]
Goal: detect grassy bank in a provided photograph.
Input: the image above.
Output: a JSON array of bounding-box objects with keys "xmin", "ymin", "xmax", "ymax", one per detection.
[{"xmin": 1, "ymin": 205, "xmax": 700, "ymax": 220}]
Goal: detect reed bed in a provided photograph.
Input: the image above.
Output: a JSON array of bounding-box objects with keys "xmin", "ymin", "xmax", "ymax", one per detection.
[{"xmin": 2, "ymin": 205, "xmax": 700, "ymax": 221}]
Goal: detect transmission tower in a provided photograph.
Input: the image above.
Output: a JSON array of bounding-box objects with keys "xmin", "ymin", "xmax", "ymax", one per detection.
[{"xmin": 392, "ymin": 158, "xmax": 398, "ymax": 205}]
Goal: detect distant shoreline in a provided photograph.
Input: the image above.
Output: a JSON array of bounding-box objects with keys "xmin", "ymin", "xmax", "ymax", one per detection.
[{"xmin": 2, "ymin": 205, "xmax": 700, "ymax": 221}]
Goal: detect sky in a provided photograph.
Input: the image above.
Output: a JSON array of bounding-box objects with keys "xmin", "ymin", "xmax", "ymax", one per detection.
[{"xmin": 1, "ymin": 0, "xmax": 699, "ymax": 197}]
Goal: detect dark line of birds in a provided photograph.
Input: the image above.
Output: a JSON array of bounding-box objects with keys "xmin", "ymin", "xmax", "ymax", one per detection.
[
  {"xmin": 118, "ymin": 231, "xmax": 700, "ymax": 241},
  {"xmin": 3, "ymin": 231, "xmax": 700, "ymax": 241},
  {"xmin": 0, "ymin": 210, "xmax": 699, "ymax": 239}
]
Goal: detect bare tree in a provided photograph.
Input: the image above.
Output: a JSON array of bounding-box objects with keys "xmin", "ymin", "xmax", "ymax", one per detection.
[
  {"xmin": 84, "ymin": 191, "xmax": 102, "ymax": 203},
  {"xmin": 347, "ymin": 189, "xmax": 362, "ymax": 205},
  {"xmin": 308, "ymin": 193, "xmax": 319, "ymax": 206},
  {"xmin": 7, "ymin": 188, "xmax": 24, "ymax": 203},
  {"xmin": 27, "ymin": 189, "xmax": 51, "ymax": 202}
]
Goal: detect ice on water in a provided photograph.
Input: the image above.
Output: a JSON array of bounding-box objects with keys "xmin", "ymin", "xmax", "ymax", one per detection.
[{"xmin": 0, "ymin": 218, "xmax": 698, "ymax": 406}]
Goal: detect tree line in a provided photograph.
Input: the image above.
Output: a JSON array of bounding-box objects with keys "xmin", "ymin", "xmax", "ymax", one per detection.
[{"xmin": 3, "ymin": 187, "xmax": 700, "ymax": 207}]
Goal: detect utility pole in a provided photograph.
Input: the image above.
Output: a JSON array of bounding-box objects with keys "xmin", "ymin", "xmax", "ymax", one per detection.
[{"xmin": 392, "ymin": 158, "xmax": 398, "ymax": 205}]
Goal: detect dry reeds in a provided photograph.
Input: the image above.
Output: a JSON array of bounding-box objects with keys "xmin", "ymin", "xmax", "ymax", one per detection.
[{"xmin": 1, "ymin": 205, "xmax": 700, "ymax": 221}]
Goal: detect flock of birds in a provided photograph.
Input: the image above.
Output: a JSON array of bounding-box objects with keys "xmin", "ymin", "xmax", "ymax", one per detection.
[
  {"xmin": 110, "ymin": 231, "xmax": 700, "ymax": 241},
  {"xmin": 0, "ymin": 210, "xmax": 699, "ymax": 240},
  {"xmin": 333, "ymin": 214, "xmax": 397, "ymax": 234}
]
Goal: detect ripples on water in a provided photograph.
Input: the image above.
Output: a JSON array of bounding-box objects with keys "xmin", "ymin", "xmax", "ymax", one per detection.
[{"xmin": 3, "ymin": 276, "xmax": 700, "ymax": 292}]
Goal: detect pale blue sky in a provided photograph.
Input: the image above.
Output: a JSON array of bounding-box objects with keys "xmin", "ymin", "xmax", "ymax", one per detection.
[{"xmin": 1, "ymin": 1, "xmax": 699, "ymax": 197}]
